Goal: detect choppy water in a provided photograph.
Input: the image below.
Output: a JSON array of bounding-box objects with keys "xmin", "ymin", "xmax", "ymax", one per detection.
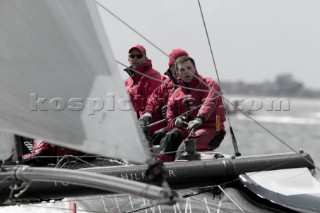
[
  {"xmin": 1, "ymin": 96, "xmax": 319, "ymax": 213},
  {"xmin": 219, "ymin": 95, "xmax": 320, "ymax": 169}
]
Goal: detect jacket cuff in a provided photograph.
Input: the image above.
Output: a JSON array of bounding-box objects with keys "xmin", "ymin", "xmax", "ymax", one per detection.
[{"xmin": 196, "ymin": 115, "xmax": 205, "ymax": 123}]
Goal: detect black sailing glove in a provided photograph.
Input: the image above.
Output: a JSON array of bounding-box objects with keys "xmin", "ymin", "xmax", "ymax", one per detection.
[
  {"xmin": 139, "ymin": 112, "xmax": 152, "ymax": 126},
  {"xmin": 174, "ymin": 116, "xmax": 186, "ymax": 128},
  {"xmin": 187, "ymin": 117, "xmax": 203, "ymax": 130}
]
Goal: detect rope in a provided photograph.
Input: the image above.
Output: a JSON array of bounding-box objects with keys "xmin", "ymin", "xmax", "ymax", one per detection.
[
  {"xmin": 117, "ymin": 61, "xmax": 212, "ymax": 93},
  {"xmin": 95, "ymin": 1, "xmax": 168, "ymax": 58},
  {"xmin": 217, "ymin": 186, "xmax": 244, "ymax": 213},
  {"xmin": 97, "ymin": 1, "xmax": 318, "ymax": 172},
  {"xmin": 197, "ymin": 0, "xmax": 240, "ymax": 156}
]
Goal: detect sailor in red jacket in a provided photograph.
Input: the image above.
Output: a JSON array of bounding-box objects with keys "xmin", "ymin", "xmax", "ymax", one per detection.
[
  {"xmin": 124, "ymin": 45, "xmax": 163, "ymax": 120},
  {"xmin": 139, "ymin": 49, "xmax": 189, "ymax": 143},
  {"xmin": 158, "ymin": 56, "xmax": 226, "ymax": 162},
  {"xmin": 22, "ymin": 139, "xmax": 80, "ymax": 166}
]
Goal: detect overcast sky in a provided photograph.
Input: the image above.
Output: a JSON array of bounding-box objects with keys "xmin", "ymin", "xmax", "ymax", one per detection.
[{"xmin": 97, "ymin": 0, "xmax": 320, "ymax": 90}]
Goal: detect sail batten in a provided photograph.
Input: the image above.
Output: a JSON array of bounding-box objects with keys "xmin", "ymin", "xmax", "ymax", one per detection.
[{"xmin": 0, "ymin": 0, "xmax": 150, "ymax": 163}]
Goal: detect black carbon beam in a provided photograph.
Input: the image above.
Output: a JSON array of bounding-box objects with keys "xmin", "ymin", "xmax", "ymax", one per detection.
[{"xmin": 0, "ymin": 152, "xmax": 314, "ymax": 204}]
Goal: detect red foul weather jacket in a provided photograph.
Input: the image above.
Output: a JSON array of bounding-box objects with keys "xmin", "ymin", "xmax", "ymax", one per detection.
[
  {"xmin": 22, "ymin": 139, "xmax": 80, "ymax": 160},
  {"xmin": 145, "ymin": 70, "xmax": 178, "ymax": 121},
  {"xmin": 166, "ymin": 73, "xmax": 226, "ymax": 151},
  {"xmin": 143, "ymin": 71, "xmax": 177, "ymax": 133},
  {"xmin": 125, "ymin": 59, "xmax": 163, "ymax": 118}
]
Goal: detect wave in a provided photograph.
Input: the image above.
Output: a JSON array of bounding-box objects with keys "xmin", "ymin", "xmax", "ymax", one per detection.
[
  {"xmin": 314, "ymin": 112, "xmax": 320, "ymax": 118},
  {"xmin": 235, "ymin": 114, "xmax": 320, "ymax": 125}
]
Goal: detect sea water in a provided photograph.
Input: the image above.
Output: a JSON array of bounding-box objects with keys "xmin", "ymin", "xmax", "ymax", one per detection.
[
  {"xmin": 219, "ymin": 95, "xmax": 320, "ymax": 169},
  {"xmin": 1, "ymin": 96, "xmax": 319, "ymax": 212}
]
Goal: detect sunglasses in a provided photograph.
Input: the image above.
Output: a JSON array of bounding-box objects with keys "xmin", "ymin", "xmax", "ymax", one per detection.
[{"xmin": 129, "ymin": 53, "xmax": 143, "ymax": 59}]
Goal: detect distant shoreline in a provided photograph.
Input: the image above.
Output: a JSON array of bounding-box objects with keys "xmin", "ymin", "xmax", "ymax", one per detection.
[{"xmin": 220, "ymin": 74, "xmax": 320, "ymax": 98}]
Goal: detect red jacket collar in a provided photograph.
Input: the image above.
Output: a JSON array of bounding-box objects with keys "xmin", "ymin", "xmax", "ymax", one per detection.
[{"xmin": 125, "ymin": 59, "xmax": 153, "ymax": 82}]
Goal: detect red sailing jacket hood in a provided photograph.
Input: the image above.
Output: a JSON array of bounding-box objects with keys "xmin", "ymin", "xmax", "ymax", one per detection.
[{"xmin": 124, "ymin": 59, "xmax": 163, "ymax": 117}]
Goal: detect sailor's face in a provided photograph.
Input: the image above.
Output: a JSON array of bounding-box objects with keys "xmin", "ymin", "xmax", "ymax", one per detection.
[
  {"xmin": 177, "ymin": 60, "xmax": 196, "ymax": 83},
  {"xmin": 128, "ymin": 49, "xmax": 147, "ymax": 69}
]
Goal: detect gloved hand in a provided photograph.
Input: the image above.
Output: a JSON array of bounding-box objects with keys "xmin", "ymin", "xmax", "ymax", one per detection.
[
  {"xmin": 174, "ymin": 116, "xmax": 186, "ymax": 128},
  {"xmin": 139, "ymin": 112, "xmax": 152, "ymax": 126},
  {"xmin": 161, "ymin": 105, "xmax": 167, "ymax": 119},
  {"xmin": 187, "ymin": 117, "xmax": 203, "ymax": 130},
  {"xmin": 151, "ymin": 128, "xmax": 167, "ymax": 146}
]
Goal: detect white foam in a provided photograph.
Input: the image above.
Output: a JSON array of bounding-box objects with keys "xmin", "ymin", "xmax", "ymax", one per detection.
[{"xmin": 236, "ymin": 114, "xmax": 320, "ymax": 125}]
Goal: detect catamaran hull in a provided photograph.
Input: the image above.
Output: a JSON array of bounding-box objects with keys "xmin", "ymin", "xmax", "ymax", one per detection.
[{"xmin": 2, "ymin": 152, "xmax": 318, "ymax": 212}]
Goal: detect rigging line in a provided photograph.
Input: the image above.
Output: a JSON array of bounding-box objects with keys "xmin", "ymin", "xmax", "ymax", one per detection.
[
  {"xmin": 124, "ymin": 194, "xmax": 249, "ymax": 213},
  {"xmin": 116, "ymin": 194, "xmax": 145, "ymax": 213},
  {"xmin": 197, "ymin": 0, "xmax": 221, "ymax": 85},
  {"xmin": 165, "ymin": 94, "xmax": 222, "ymax": 128},
  {"xmin": 9, "ymin": 204, "xmax": 99, "ymax": 213},
  {"xmin": 196, "ymin": 0, "xmax": 231, "ymax": 107},
  {"xmin": 197, "ymin": 0, "xmax": 239, "ymax": 156},
  {"xmin": 100, "ymin": 195, "xmax": 109, "ymax": 212},
  {"xmin": 97, "ymin": 0, "xmax": 215, "ymax": 96},
  {"xmin": 54, "ymin": 155, "xmax": 94, "ymax": 168},
  {"xmin": 152, "ymin": 95, "xmax": 223, "ymax": 152},
  {"xmin": 95, "ymin": 1, "xmax": 168, "ymax": 58},
  {"xmin": 195, "ymin": 0, "xmax": 232, "ymax": 117},
  {"xmin": 177, "ymin": 198, "xmax": 251, "ymax": 213},
  {"xmin": 100, "ymin": 0, "xmax": 224, "ymax": 96},
  {"xmin": 33, "ymin": 154, "xmax": 100, "ymax": 158},
  {"xmin": 175, "ymin": 202, "xmax": 182, "ymax": 213},
  {"xmin": 163, "ymin": 91, "xmax": 242, "ymax": 131},
  {"xmin": 187, "ymin": 63, "xmax": 220, "ymax": 95},
  {"xmin": 0, "ymin": 173, "xmax": 15, "ymax": 185},
  {"xmin": 98, "ymin": 1, "xmax": 226, "ymax": 116},
  {"xmin": 185, "ymin": 69, "xmax": 236, "ymax": 134},
  {"xmin": 197, "ymin": 0, "xmax": 317, "ymax": 160},
  {"xmin": 182, "ymin": 186, "xmax": 218, "ymax": 198},
  {"xmin": 112, "ymin": 172, "xmax": 176, "ymax": 211},
  {"xmin": 124, "ymin": 199, "xmax": 174, "ymax": 213},
  {"xmin": 241, "ymin": 112, "xmax": 320, "ymax": 172},
  {"xmin": 217, "ymin": 201, "xmax": 222, "ymax": 213},
  {"xmin": 198, "ymin": 0, "xmax": 303, "ymax": 157},
  {"xmin": 217, "ymin": 185, "xmax": 244, "ymax": 213},
  {"xmin": 221, "ymin": 95, "xmax": 318, "ymax": 166},
  {"xmin": 100, "ymin": 193, "xmax": 143, "ymax": 213},
  {"xmin": 183, "ymin": 71, "xmax": 221, "ymax": 96},
  {"xmin": 203, "ymin": 197, "xmax": 211, "ymax": 213},
  {"xmin": 117, "ymin": 61, "xmax": 212, "ymax": 93},
  {"xmin": 114, "ymin": 195, "xmax": 121, "ymax": 213},
  {"xmin": 128, "ymin": 195, "xmax": 134, "ymax": 210},
  {"xmin": 142, "ymin": 94, "xmax": 233, "ymax": 128},
  {"xmin": 165, "ymin": 56, "xmax": 221, "ymax": 96},
  {"xmin": 97, "ymin": 0, "xmax": 221, "ymax": 97},
  {"xmin": 97, "ymin": 0, "xmax": 316, "ymax": 184}
]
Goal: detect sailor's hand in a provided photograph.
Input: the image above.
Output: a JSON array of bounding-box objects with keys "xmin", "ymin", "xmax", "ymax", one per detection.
[
  {"xmin": 187, "ymin": 117, "xmax": 203, "ymax": 130},
  {"xmin": 139, "ymin": 112, "xmax": 152, "ymax": 126},
  {"xmin": 174, "ymin": 116, "xmax": 186, "ymax": 128},
  {"xmin": 161, "ymin": 105, "xmax": 167, "ymax": 119}
]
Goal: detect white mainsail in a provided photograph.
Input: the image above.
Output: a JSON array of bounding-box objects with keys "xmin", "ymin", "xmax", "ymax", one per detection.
[{"xmin": 0, "ymin": 0, "xmax": 150, "ymax": 164}]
